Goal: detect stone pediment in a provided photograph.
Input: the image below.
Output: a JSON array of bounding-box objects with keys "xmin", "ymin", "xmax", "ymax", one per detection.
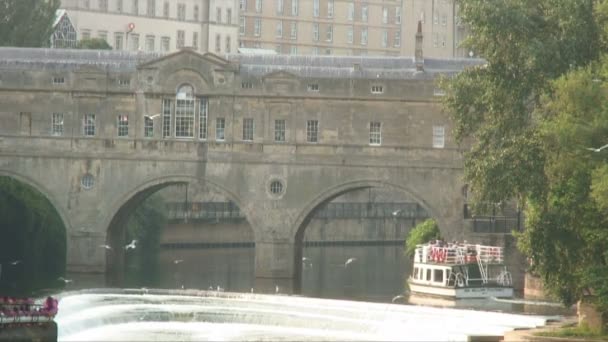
[
  {"xmin": 138, "ymin": 49, "xmax": 235, "ymax": 72},
  {"xmin": 137, "ymin": 49, "xmax": 237, "ymax": 94},
  {"xmin": 262, "ymin": 70, "xmax": 298, "ymax": 81}
]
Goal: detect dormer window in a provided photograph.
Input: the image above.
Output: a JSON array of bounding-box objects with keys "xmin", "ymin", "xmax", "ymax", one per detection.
[
  {"xmin": 241, "ymin": 82, "xmax": 253, "ymax": 89},
  {"xmin": 307, "ymin": 83, "xmax": 319, "ymax": 92},
  {"xmin": 118, "ymin": 79, "xmax": 130, "ymax": 86},
  {"xmin": 371, "ymin": 85, "xmax": 384, "ymax": 94},
  {"xmin": 52, "ymin": 77, "xmax": 65, "ymax": 85}
]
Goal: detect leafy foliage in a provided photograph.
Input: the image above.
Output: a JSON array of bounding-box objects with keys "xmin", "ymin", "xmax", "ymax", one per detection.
[
  {"xmin": 0, "ymin": 0, "xmax": 60, "ymax": 47},
  {"xmin": 405, "ymin": 219, "xmax": 441, "ymax": 258},
  {"xmin": 77, "ymin": 38, "xmax": 112, "ymax": 50},
  {"xmin": 443, "ymin": 0, "xmax": 608, "ymax": 320},
  {"xmin": 0, "ymin": 177, "xmax": 66, "ymax": 296}
]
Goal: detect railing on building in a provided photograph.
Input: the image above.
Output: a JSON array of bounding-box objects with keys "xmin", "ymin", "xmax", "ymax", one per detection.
[
  {"xmin": 166, "ymin": 201, "xmax": 244, "ymax": 221},
  {"xmin": 166, "ymin": 201, "xmax": 429, "ymax": 222},
  {"xmin": 470, "ymin": 215, "xmax": 521, "ymax": 234},
  {"xmin": 313, "ymin": 202, "xmax": 429, "ymax": 219}
]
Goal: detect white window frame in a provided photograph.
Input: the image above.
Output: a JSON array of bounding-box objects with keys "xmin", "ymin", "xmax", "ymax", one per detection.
[
  {"xmin": 361, "ymin": 4, "xmax": 368, "ymax": 21},
  {"xmin": 177, "ymin": 3, "xmax": 186, "ymax": 21},
  {"xmin": 276, "ymin": 20, "xmax": 283, "ymax": 38},
  {"xmin": 291, "ymin": 0, "xmax": 298, "ymax": 16},
  {"xmin": 175, "ymin": 85, "xmax": 195, "ymax": 138},
  {"xmin": 254, "ymin": 18, "xmax": 261, "ymax": 36},
  {"xmin": 313, "ymin": 0, "xmax": 319, "ymax": 17},
  {"xmin": 274, "ymin": 119, "xmax": 286, "ymax": 142},
  {"xmin": 361, "ymin": 28, "xmax": 368, "ymax": 45},
  {"xmin": 216, "ymin": 117, "xmax": 226, "ymax": 141},
  {"xmin": 382, "ymin": 7, "xmax": 388, "ymax": 24},
  {"xmin": 240, "ymin": 17, "xmax": 246, "ymax": 35},
  {"xmin": 144, "ymin": 116, "xmax": 154, "ymax": 138},
  {"xmin": 276, "ymin": 0, "xmax": 283, "ymax": 14},
  {"xmin": 225, "ymin": 35, "xmax": 231, "ymax": 53},
  {"xmin": 117, "ymin": 115, "xmax": 129, "ymax": 137},
  {"xmin": 371, "ymin": 85, "xmax": 384, "ymax": 94},
  {"xmin": 162, "ymin": 99, "xmax": 172, "ymax": 138},
  {"xmin": 395, "ymin": 7, "xmax": 401, "ymax": 24},
  {"xmin": 306, "ymin": 120, "xmax": 319, "ymax": 143},
  {"xmin": 312, "ymin": 23, "xmax": 319, "ymax": 41},
  {"xmin": 347, "ymin": 3, "xmax": 354, "ymax": 20},
  {"xmin": 255, "ymin": 0, "xmax": 262, "ymax": 12},
  {"xmin": 199, "ymin": 98, "xmax": 208, "ymax": 140},
  {"xmin": 177, "ymin": 30, "xmax": 185, "ymax": 49},
  {"xmin": 290, "ymin": 21, "xmax": 297, "ymax": 39},
  {"xmin": 307, "ymin": 83, "xmax": 319, "ymax": 92},
  {"xmin": 382, "ymin": 30, "xmax": 388, "ymax": 48},
  {"xmin": 327, "ymin": 0, "xmax": 333, "ymax": 18},
  {"xmin": 394, "ymin": 30, "xmax": 401, "ymax": 47},
  {"xmin": 83, "ymin": 114, "xmax": 96, "ymax": 137},
  {"xmin": 369, "ymin": 121, "xmax": 381, "ymax": 146},
  {"xmin": 347, "ymin": 26, "xmax": 353, "ymax": 44},
  {"xmin": 240, "ymin": 0, "xmax": 246, "ymax": 10},
  {"xmin": 326, "ymin": 25, "xmax": 333, "ymax": 42},
  {"xmin": 433, "ymin": 125, "xmax": 445, "ymax": 148},
  {"xmin": 51, "ymin": 113, "xmax": 64, "ymax": 136},
  {"xmin": 145, "ymin": 35, "xmax": 155, "ymax": 51},
  {"xmin": 216, "ymin": 7, "xmax": 222, "ymax": 23}
]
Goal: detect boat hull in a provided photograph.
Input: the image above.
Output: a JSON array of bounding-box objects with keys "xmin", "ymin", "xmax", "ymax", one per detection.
[{"xmin": 408, "ymin": 281, "xmax": 513, "ymax": 299}]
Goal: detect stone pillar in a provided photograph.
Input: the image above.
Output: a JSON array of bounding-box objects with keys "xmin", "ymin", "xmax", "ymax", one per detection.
[
  {"xmin": 254, "ymin": 240, "xmax": 299, "ymax": 294},
  {"xmin": 66, "ymin": 229, "xmax": 107, "ymax": 273}
]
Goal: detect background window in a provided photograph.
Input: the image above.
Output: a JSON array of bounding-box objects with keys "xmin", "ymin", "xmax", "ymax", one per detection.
[
  {"xmin": 369, "ymin": 121, "xmax": 381, "ymax": 145},
  {"xmin": 242, "ymin": 118, "xmax": 254, "ymax": 141},
  {"xmin": 175, "ymin": 85, "xmax": 195, "ymax": 138},
  {"xmin": 274, "ymin": 119, "xmax": 286, "ymax": 142},
  {"xmin": 162, "ymin": 99, "xmax": 172, "ymax": 138},
  {"xmin": 52, "ymin": 113, "xmax": 64, "ymax": 136},
  {"xmin": 433, "ymin": 125, "xmax": 445, "ymax": 148},
  {"xmin": 306, "ymin": 120, "xmax": 318, "ymax": 143},
  {"xmin": 83, "ymin": 114, "xmax": 96, "ymax": 136},
  {"xmin": 117, "ymin": 115, "xmax": 129, "ymax": 137},
  {"xmin": 144, "ymin": 117, "xmax": 154, "ymax": 137},
  {"xmin": 216, "ymin": 118, "xmax": 226, "ymax": 141},
  {"xmin": 199, "ymin": 98, "xmax": 208, "ymax": 140}
]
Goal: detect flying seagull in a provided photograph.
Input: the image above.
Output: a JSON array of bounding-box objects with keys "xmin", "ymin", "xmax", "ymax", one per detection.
[
  {"xmin": 58, "ymin": 277, "xmax": 73, "ymax": 284},
  {"xmin": 392, "ymin": 209, "xmax": 402, "ymax": 216},
  {"xmin": 173, "ymin": 259, "xmax": 184, "ymax": 264},
  {"xmin": 586, "ymin": 143, "xmax": 608, "ymax": 152},
  {"xmin": 10, "ymin": 260, "xmax": 21, "ymax": 266},
  {"xmin": 125, "ymin": 240, "xmax": 138, "ymax": 250},
  {"xmin": 99, "ymin": 244, "xmax": 112, "ymax": 250},
  {"xmin": 391, "ymin": 294, "xmax": 406, "ymax": 303},
  {"xmin": 344, "ymin": 257, "xmax": 357, "ymax": 267}
]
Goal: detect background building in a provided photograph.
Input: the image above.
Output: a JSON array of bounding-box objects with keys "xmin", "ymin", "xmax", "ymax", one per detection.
[
  {"xmin": 60, "ymin": 0, "xmax": 239, "ymax": 54},
  {"xmin": 238, "ymin": 0, "xmax": 470, "ymax": 57}
]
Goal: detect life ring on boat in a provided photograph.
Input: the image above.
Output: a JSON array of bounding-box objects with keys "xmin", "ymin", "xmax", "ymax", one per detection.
[{"xmin": 455, "ymin": 273, "xmax": 465, "ymax": 288}]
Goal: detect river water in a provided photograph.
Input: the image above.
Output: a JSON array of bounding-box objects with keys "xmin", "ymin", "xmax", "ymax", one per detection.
[{"xmin": 53, "ymin": 245, "xmax": 573, "ymax": 341}]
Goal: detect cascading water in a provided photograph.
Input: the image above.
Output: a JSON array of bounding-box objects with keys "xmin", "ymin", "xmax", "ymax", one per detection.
[{"xmin": 55, "ymin": 289, "xmax": 560, "ymax": 342}]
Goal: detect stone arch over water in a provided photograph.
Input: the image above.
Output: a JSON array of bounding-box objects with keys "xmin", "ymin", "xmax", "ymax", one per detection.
[
  {"xmin": 103, "ymin": 175, "xmax": 257, "ymax": 286},
  {"xmin": 291, "ymin": 179, "xmax": 442, "ymax": 294}
]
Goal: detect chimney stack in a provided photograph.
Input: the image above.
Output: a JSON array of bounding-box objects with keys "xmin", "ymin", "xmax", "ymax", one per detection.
[{"xmin": 415, "ymin": 21, "xmax": 424, "ymax": 72}]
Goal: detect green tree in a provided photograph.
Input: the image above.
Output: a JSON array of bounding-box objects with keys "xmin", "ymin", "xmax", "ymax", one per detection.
[
  {"xmin": 77, "ymin": 38, "xmax": 112, "ymax": 50},
  {"xmin": 0, "ymin": 0, "xmax": 60, "ymax": 47},
  {"xmin": 405, "ymin": 219, "xmax": 441, "ymax": 258},
  {"xmin": 442, "ymin": 0, "xmax": 608, "ymax": 330}
]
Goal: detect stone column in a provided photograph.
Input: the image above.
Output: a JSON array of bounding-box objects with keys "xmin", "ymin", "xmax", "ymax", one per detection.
[{"xmin": 254, "ymin": 239, "xmax": 300, "ymax": 295}]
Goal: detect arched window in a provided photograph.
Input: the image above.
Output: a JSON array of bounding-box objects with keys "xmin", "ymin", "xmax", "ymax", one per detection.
[{"xmin": 175, "ymin": 84, "xmax": 195, "ymax": 137}]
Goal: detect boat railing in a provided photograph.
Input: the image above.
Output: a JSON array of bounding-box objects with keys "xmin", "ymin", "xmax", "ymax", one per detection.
[
  {"xmin": 0, "ymin": 303, "xmax": 56, "ymax": 324},
  {"xmin": 415, "ymin": 243, "xmax": 504, "ymax": 265}
]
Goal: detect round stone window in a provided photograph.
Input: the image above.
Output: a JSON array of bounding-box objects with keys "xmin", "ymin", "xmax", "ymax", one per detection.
[
  {"xmin": 270, "ymin": 180, "xmax": 284, "ymax": 195},
  {"xmin": 81, "ymin": 173, "xmax": 95, "ymax": 190}
]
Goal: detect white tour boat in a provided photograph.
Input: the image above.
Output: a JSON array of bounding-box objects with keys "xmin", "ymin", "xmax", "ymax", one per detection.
[{"xmin": 408, "ymin": 241, "xmax": 513, "ymax": 299}]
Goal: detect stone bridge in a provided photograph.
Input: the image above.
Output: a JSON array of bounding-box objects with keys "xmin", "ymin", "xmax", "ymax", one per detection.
[{"xmin": 0, "ymin": 48, "xmax": 480, "ymax": 293}]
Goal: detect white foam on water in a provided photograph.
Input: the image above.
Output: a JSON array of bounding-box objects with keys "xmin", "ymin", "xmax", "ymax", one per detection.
[{"xmin": 56, "ymin": 291, "xmax": 560, "ymax": 342}]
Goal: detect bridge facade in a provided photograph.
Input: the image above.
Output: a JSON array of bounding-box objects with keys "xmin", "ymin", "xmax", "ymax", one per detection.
[{"xmin": 0, "ymin": 48, "xmax": 481, "ymax": 292}]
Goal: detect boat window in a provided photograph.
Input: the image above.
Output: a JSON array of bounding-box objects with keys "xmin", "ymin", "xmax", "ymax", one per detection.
[
  {"xmin": 426, "ymin": 269, "xmax": 431, "ymax": 281},
  {"xmin": 434, "ymin": 269, "xmax": 444, "ymax": 283},
  {"xmin": 413, "ymin": 267, "xmax": 419, "ymax": 279}
]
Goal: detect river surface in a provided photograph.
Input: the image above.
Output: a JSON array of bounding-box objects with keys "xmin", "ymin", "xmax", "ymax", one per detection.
[{"xmin": 52, "ymin": 245, "xmax": 574, "ymax": 341}]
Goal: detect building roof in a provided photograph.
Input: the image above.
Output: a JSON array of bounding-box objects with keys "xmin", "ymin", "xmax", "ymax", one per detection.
[{"xmin": 0, "ymin": 48, "xmax": 485, "ymax": 79}]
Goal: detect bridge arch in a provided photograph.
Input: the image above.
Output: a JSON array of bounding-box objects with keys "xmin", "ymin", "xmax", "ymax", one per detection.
[
  {"xmin": 102, "ymin": 174, "xmax": 257, "ymax": 284},
  {"xmin": 0, "ymin": 170, "xmax": 71, "ymax": 232},
  {"xmin": 291, "ymin": 178, "xmax": 441, "ymax": 294}
]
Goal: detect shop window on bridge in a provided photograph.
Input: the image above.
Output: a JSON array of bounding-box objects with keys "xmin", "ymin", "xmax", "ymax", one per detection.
[
  {"xmin": 199, "ymin": 98, "xmax": 208, "ymax": 140},
  {"xmin": 175, "ymin": 85, "xmax": 195, "ymax": 138},
  {"xmin": 51, "ymin": 113, "xmax": 64, "ymax": 136},
  {"xmin": 162, "ymin": 99, "xmax": 172, "ymax": 138},
  {"xmin": 144, "ymin": 116, "xmax": 154, "ymax": 138},
  {"xmin": 117, "ymin": 115, "xmax": 129, "ymax": 137},
  {"xmin": 369, "ymin": 121, "xmax": 381, "ymax": 146},
  {"xmin": 83, "ymin": 114, "xmax": 96, "ymax": 137}
]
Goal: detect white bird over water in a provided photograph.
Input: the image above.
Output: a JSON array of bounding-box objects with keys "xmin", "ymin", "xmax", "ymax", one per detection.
[
  {"xmin": 10, "ymin": 260, "xmax": 21, "ymax": 265},
  {"xmin": 344, "ymin": 257, "xmax": 357, "ymax": 267},
  {"xmin": 392, "ymin": 294, "xmax": 406, "ymax": 303},
  {"xmin": 99, "ymin": 244, "xmax": 112, "ymax": 250},
  {"xmin": 586, "ymin": 143, "xmax": 608, "ymax": 152},
  {"xmin": 125, "ymin": 240, "xmax": 138, "ymax": 250},
  {"xmin": 392, "ymin": 209, "xmax": 402, "ymax": 216},
  {"xmin": 58, "ymin": 277, "xmax": 73, "ymax": 284},
  {"xmin": 173, "ymin": 259, "xmax": 184, "ymax": 264}
]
